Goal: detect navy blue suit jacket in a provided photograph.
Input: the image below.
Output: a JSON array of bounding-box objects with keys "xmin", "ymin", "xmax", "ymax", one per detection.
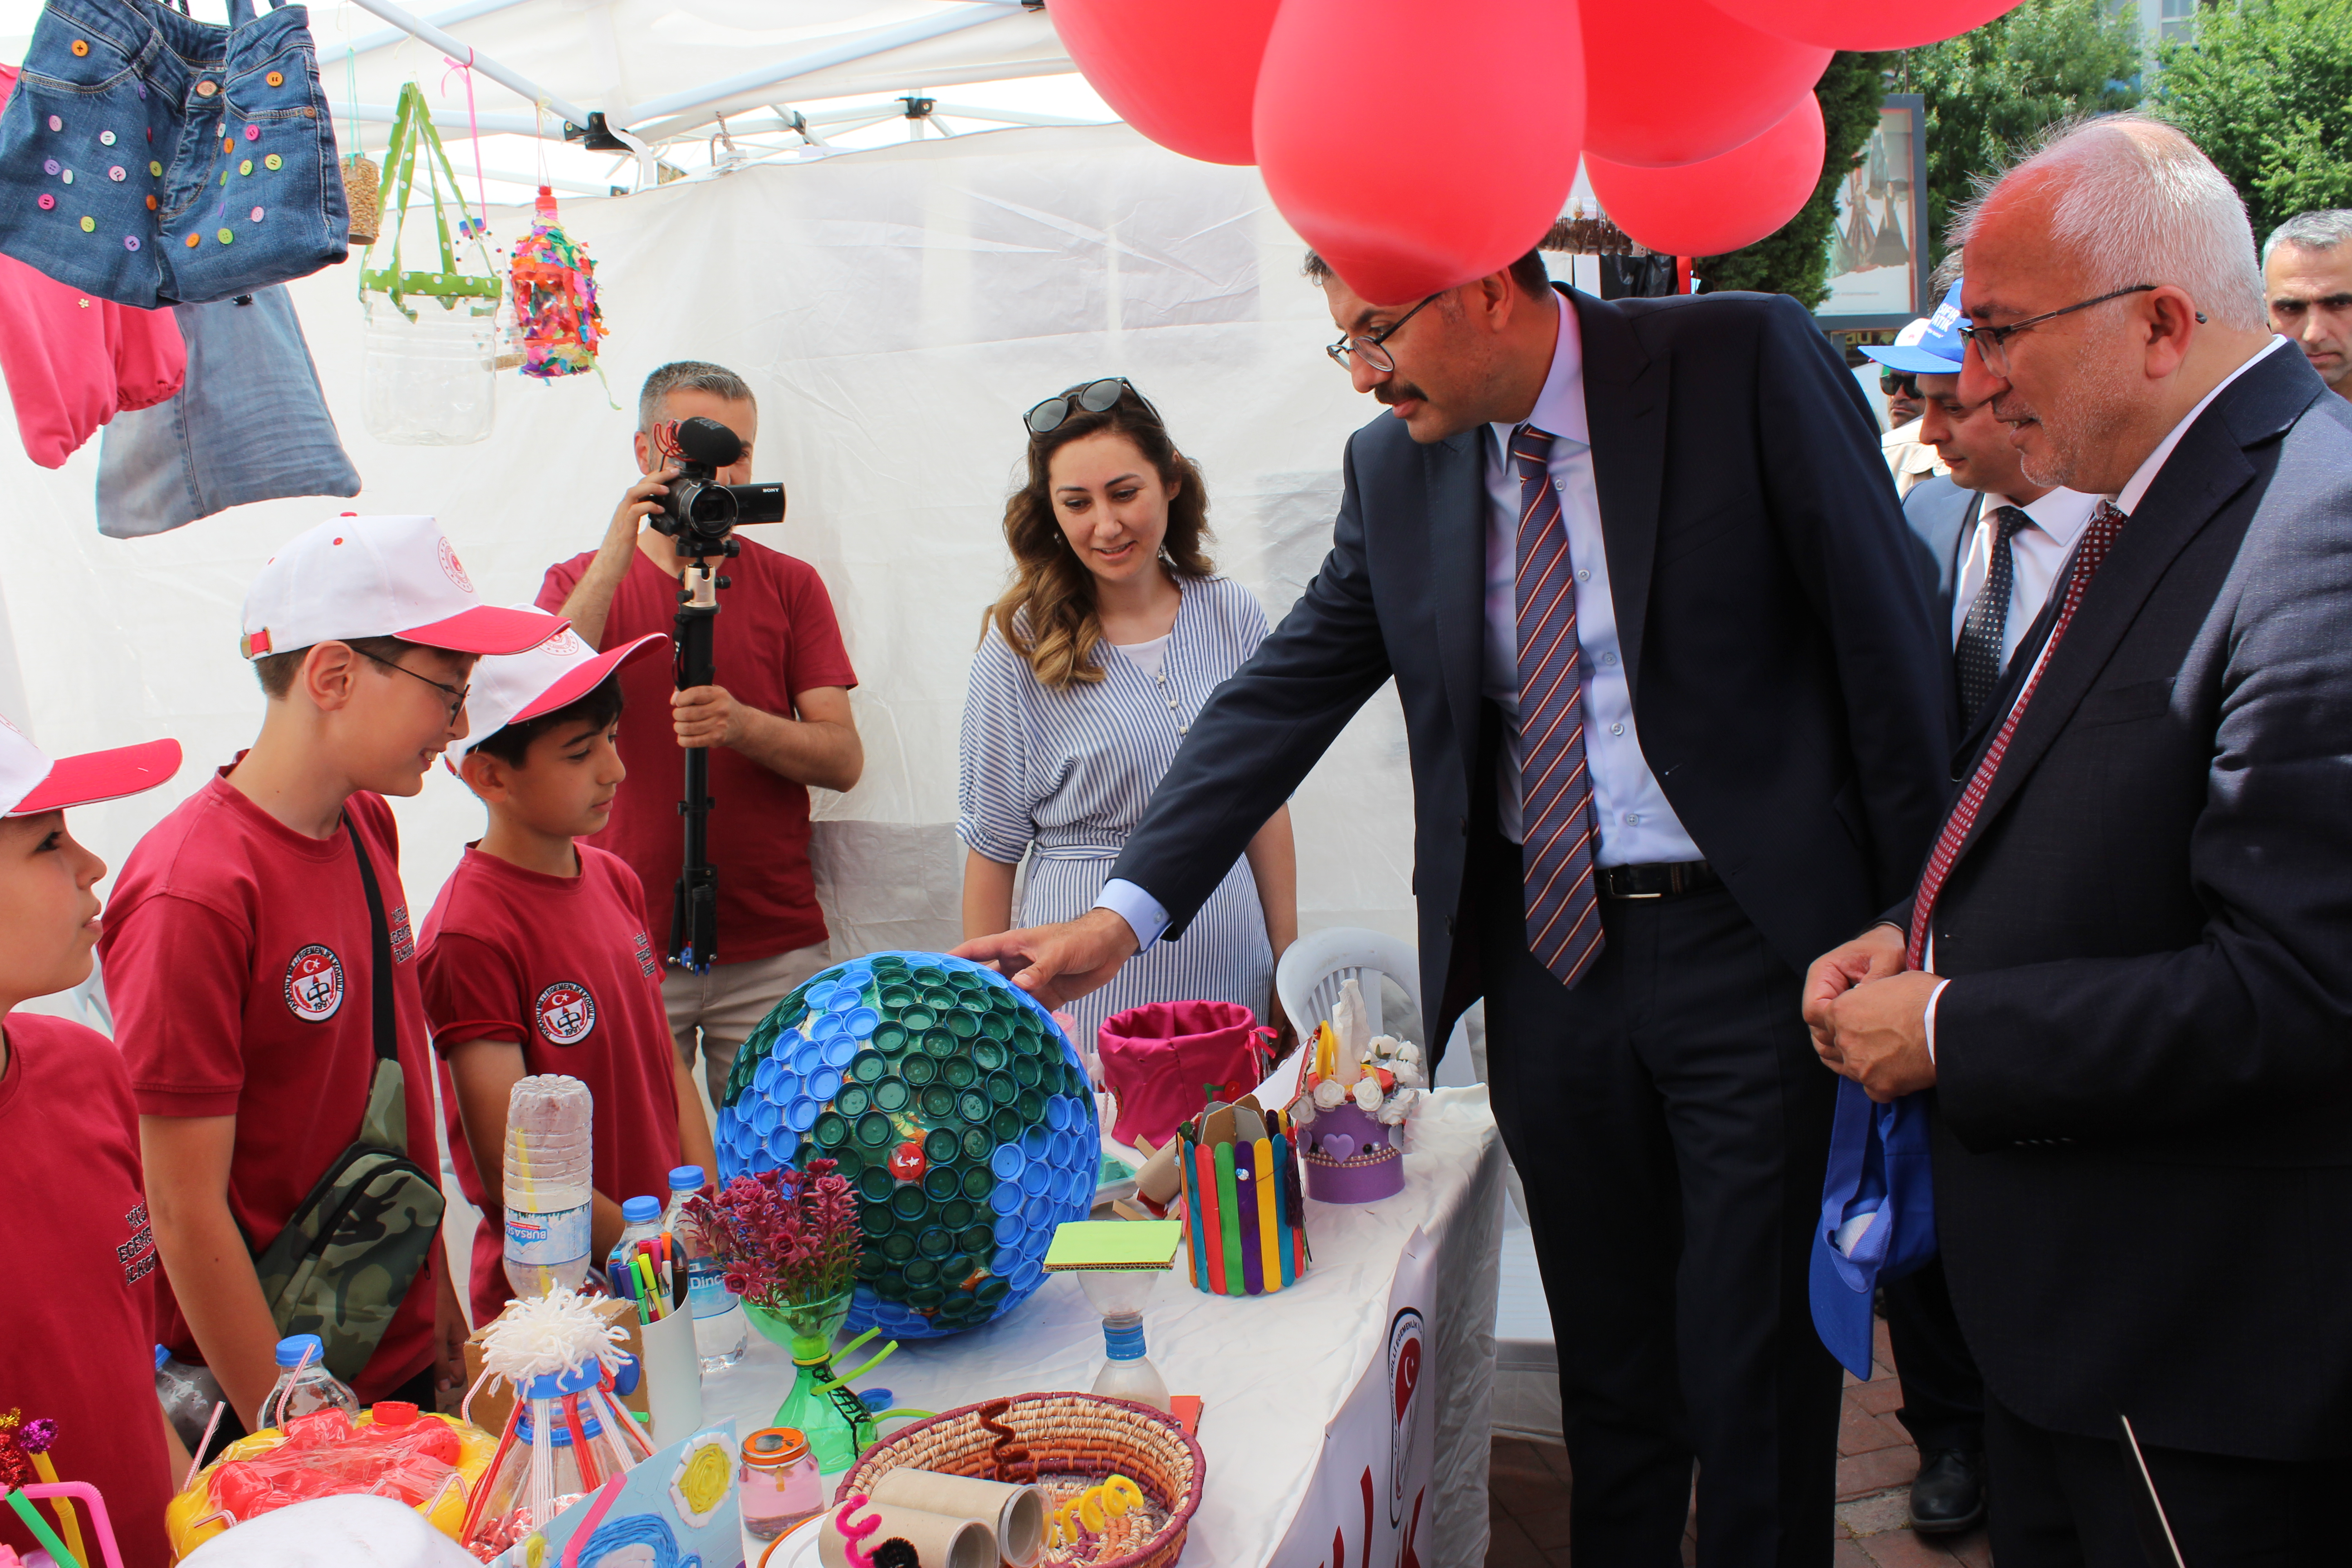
[
  {"xmin": 1109, "ymin": 288, "xmax": 1948, "ymax": 1051},
  {"xmin": 1895, "ymin": 346, "xmax": 2352, "ymax": 1459},
  {"xmin": 1901, "ymin": 474, "xmax": 1977, "ymax": 752}
]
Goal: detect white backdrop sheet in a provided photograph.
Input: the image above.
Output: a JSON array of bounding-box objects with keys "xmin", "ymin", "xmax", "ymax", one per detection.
[{"xmin": 0, "ymin": 122, "xmax": 1425, "ymax": 1016}]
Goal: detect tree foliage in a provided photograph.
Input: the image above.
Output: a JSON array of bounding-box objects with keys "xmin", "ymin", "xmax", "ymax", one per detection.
[
  {"xmin": 1696, "ymin": 51, "xmax": 1891, "ymax": 307},
  {"xmin": 2153, "ymin": 0, "xmax": 2352, "ymax": 241},
  {"xmin": 1905, "ymin": 0, "xmax": 2144, "ymax": 265}
]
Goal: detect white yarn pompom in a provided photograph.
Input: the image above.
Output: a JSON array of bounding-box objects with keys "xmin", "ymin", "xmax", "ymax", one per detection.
[{"xmin": 479, "ymin": 1287, "xmax": 627, "ymax": 1381}]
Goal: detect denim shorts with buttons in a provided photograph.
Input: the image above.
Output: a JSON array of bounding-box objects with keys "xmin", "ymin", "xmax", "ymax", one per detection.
[{"xmin": 0, "ymin": 0, "xmax": 347, "ymax": 309}]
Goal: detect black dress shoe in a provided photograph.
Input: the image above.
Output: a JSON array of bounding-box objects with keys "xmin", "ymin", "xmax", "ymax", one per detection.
[{"xmin": 1909, "ymin": 1448, "xmax": 1986, "ymax": 1535}]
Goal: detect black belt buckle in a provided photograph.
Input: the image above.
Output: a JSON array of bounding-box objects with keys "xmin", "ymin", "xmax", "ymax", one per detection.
[{"xmin": 1600, "ymin": 860, "xmax": 1715, "ymax": 900}]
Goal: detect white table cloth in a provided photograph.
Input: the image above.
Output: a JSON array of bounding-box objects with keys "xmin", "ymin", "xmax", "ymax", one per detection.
[{"xmin": 706, "ymin": 1086, "xmax": 1505, "ymax": 1568}]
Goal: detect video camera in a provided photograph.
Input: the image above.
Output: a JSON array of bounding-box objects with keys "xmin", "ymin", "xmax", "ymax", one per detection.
[{"xmin": 648, "ymin": 415, "xmax": 784, "ymax": 559}]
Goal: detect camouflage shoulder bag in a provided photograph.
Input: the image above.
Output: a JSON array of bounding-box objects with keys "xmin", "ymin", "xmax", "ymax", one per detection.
[{"xmin": 250, "ymin": 820, "xmax": 446, "ymax": 1383}]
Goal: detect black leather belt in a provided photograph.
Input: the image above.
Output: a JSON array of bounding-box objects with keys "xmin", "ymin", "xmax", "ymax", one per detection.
[{"xmin": 1596, "ymin": 859, "xmax": 1720, "ymax": 899}]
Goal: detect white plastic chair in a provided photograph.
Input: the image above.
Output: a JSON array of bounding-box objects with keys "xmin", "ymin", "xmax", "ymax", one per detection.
[{"xmin": 1276, "ymin": 926, "xmax": 1423, "ymax": 1045}]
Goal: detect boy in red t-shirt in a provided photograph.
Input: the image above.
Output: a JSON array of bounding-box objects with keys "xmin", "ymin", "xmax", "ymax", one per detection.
[
  {"xmin": 421, "ymin": 625, "xmax": 717, "ymax": 1330},
  {"xmin": 100, "ymin": 515, "xmax": 568, "ymax": 1435},
  {"xmin": 0, "ymin": 720, "xmax": 184, "ymax": 1567}
]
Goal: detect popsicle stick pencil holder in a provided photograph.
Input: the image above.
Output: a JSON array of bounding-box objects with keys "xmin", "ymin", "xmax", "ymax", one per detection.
[{"xmin": 1176, "ymin": 1107, "xmax": 1308, "ymax": 1296}]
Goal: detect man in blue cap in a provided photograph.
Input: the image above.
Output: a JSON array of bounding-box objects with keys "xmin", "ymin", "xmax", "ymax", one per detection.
[
  {"xmin": 1876, "ymin": 313, "xmax": 1951, "ymax": 498},
  {"xmin": 1841, "ymin": 277, "xmax": 2094, "ymax": 1540}
]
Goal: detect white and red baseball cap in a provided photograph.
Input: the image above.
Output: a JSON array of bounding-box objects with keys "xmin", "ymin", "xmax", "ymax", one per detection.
[
  {"xmin": 0, "ymin": 715, "xmax": 182, "ymax": 819},
  {"xmin": 449, "ymin": 623, "xmax": 670, "ymax": 765},
  {"xmin": 240, "ymin": 514, "xmax": 568, "ymax": 662}
]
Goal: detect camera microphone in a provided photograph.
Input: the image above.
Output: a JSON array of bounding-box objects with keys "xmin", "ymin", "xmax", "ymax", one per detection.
[{"xmin": 675, "ymin": 416, "xmax": 743, "ymax": 469}]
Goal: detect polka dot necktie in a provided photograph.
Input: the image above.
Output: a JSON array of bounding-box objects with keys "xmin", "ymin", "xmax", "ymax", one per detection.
[
  {"xmin": 1511, "ymin": 425, "xmax": 1604, "ymax": 989},
  {"xmin": 1908, "ymin": 500, "xmax": 2127, "ymax": 970},
  {"xmin": 1955, "ymin": 504, "xmax": 2033, "ymax": 726}
]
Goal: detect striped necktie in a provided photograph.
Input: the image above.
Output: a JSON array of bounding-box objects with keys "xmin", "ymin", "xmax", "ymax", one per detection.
[
  {"xmin": 1906, "ymin": 500, "xmax": 2127, "ymax": 970},
  {"xmin": 1512, "ymin": 425, "xmax": 1604, "ymax": 988}
]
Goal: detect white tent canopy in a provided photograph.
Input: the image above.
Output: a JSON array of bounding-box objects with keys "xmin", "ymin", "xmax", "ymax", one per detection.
[{"xmin": 0, "ymin": 119, "xmax": 1428, "ymax": 1013}]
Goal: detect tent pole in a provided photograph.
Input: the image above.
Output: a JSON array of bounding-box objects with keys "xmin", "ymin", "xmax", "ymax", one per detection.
[
  {"xmin": 342, "ymin": 0, "xmax": 601, "ymax": 132},
  {"xmin": 616, "ymin": 4, "xmax": 1016, "ymax": 128},
  {"xmin": 315, "ymin": 0, "xmax": 534, "ymax": 68}
]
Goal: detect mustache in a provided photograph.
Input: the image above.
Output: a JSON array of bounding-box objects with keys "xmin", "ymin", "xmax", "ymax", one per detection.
[{"xmin": 1376, "ymin": 381, "xmax": 1431, "ymax": 407}]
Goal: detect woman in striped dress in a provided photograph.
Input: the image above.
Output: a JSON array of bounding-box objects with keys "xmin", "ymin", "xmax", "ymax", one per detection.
[{"xmin": 957, "ymin": 377, "xmax": 1296, "ymax": 1051}]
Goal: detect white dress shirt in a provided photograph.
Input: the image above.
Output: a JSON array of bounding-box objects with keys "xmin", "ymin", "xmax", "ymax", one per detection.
[
  {"xmin": 1481, "ymin": 302, "xmax": 1700, "ymax": 862},
  {"xmin": 1948, "ymin": 487, "xmax": 2100, "ymax": 667},
  {"xmin": 1921, "ymin": 336, "xmax": 2288, "ymax": 1055}
]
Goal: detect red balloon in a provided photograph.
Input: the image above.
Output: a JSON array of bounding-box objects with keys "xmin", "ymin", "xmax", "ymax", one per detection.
[
  {"xmin": 1253, "ymin": 0, "xmax": 1586, "ymax": 306},
  {"xmin": 1583, "ymin": 0, "xmax": 1829, "ymax": 168},
  {"xmin": 1705, "ymin": 0, "xmax": 2023, "ymax": 49},
  {"xmin": 1587, "ymin": 91, "xmax": 1827, "ymax": 258},
  {"xmin": 1050, "ymin": 0, "xmax": 1282, "ymax": 167}
]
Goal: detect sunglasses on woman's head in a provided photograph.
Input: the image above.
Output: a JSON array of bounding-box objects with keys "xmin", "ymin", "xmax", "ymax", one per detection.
[{"xmin": 1025, "ymin": 377, "xmax": 1162, "ymax": 435}]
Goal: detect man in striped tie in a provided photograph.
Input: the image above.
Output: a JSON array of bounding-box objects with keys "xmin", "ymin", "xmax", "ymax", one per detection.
[
  {"xmin": 1805, "ymin": 117, "xmax": 2352, "ymax": 1564},
  {"xmin": 962, "ymin": 247, "xmax": 1950, "ymax": 1562}
]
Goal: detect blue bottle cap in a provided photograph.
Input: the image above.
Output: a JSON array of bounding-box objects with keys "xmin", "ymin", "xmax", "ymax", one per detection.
[
  {"xmin": 990, "ymin": 1144, "xmax": 1026, "ymax": 1181},
  {"xmin": 274, "ymin": 1333, "xmax": 325, "ymax": 1368},
  {"xmin": 860, "ymin": 1389, "xmax": 893, "ymax": 1412},
  {"xmin": 155, "ymin": 1344, "xmax": 170, "ymax": 1371},
  {"xmin": 622, "ymin": 1195, "xmax": 663, "ymax": 1224},
  {"xmin": 669, "ymin": 1166, "xmax": 705, "ymax": 1191}
]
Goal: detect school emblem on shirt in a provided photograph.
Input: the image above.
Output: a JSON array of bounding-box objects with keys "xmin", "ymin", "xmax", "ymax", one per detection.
[
  {"xmin": 536, "ymin": 981, "xmax": 597, "ymax": 1046},
  {"xmin": 436, "ymin": 536, "xmax": 474, "ymax": 592},
  {"xmin": 118, "ymin": 1200, "xmax": 157, "ymax": 1285},
  {"xmin": 389, "ymin": 902, "xmax": 415, "ymax": 964},
  {"xmin": 284, "ymin": 944, "xmax": 346, "ymax": 1022},
  {"xmin": 632, "ymin": 931, "xmax": 660, "ymax": 980}
]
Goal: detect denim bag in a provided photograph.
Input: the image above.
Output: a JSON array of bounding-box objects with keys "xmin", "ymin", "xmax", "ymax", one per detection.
[
  {"xmin": 0, "ymin": 0, "xmax": 345, "ymax": 309},
  {"xmin": 96, "ymin": 283, "xmax": 358, "ymax": 537}
]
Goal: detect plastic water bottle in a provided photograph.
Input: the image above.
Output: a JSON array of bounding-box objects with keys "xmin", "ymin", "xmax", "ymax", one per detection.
[
  {"xmin": 154, "ymin": 1346, "xmax": 220, "ymax": 1450},
  {"xmin": 607, "ymin": 1195, "xmax": 667, "ymax": 1305},
  {"xmin": 665, "ymin": 1165, "xmax": 748, "ymax": 1372},
  {"xmin": 503, "ymin": 1074, "xmax": 594, "ymax": 1300},
  {"xmin": 256, "ymin": 1334, "xmax": 360, "ymax": 1429}
]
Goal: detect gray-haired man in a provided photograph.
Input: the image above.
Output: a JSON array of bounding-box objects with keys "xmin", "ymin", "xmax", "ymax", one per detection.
[
  {"xmin": 2263, "ymin": 208, "xmax": 2352, "ymax": 401},
  {"xmin": 538, "ymin": 361, "xmax": 863, "ymax": 1118}
]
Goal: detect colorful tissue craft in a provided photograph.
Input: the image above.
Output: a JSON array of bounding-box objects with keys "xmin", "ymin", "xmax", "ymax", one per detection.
[
  {"xmin": 714, "ymin": 952, "xmax": 1101, "ymax": 1341},
  {"xmin": 165, "ymin": 1402, "xmax": 498, "ymax": 1557},
  {"xmin": 508, "ymin": 186, "xmax": 606, "ymax": 379},
  {"xmin": 1290, "ymin": 978, "xmax": 1421, "ymax": 1202}
]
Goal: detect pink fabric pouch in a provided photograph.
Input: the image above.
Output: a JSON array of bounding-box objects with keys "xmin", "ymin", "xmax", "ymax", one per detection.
[
  {"xmin": 1097, "ymin": 999, "xmax": 1271, "ymax": 1151},
  {"xmin": 0, "ymin": 64, "xmax": 186, "ymax": 468}
]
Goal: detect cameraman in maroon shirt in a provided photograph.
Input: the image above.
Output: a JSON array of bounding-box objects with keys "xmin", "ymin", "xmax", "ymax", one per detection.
[{"xmin": 539, "ymin": 362, "xmax": 862, "ymax": 1119}]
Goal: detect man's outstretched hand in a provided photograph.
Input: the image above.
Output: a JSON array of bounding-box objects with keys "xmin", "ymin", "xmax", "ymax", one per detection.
[{"xmin": 954, "ymin": 907, "xmax": 1140, "ymax": 1010}]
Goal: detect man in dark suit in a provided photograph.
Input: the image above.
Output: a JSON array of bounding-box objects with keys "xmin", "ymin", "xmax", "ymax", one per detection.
[
  {"xmin": 1808, "ymin": 116, "xmax": 2352, "ymax": 1564},
  {"xmin": 961, "ymin": 252, "xmax": 1948, "ymax": 1564},
  {"xmin": 1871, "ymin": 280, "xmax": 2099, "ymax": 1536}
]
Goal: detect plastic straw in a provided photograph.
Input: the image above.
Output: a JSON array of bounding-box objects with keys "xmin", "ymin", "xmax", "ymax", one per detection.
[
  {"xmin": 183, "ymin": 1403, "xmax": 226, "ymax": 1493},
  {"xmin": 23, "ymin": 1481, "xmax": 127, "ymax": 1568},
  {"xmin": 5, "ymin": 1489, "xmax": 75, "ymax": 1565}
]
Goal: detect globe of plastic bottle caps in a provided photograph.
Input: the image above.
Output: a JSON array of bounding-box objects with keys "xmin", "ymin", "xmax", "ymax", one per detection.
[{"xmin": 714, "ymin": 951, "xmax": 1101, "ymax": 1339}]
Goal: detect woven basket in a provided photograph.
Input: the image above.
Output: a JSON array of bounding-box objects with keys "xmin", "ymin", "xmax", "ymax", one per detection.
[
  {"xmin": 836, "ymin": 1392, "xmax": 1204, "ymax": 1568},
  {"xmin": 342, "ymin": 153, "xmax": 381, "ymax": 246}
]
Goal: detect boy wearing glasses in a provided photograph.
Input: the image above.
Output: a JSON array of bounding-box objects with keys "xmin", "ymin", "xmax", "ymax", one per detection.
[
  {"xmin": 541, "ymin": 362, "xmax": 860, "ymax": 1123},
  {"xmin": 101, "ymin": 515, "xmax": 566, "ymax": 1435}
]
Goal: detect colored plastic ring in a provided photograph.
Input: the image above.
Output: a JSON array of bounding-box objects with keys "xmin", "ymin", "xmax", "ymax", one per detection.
[
  {"xmin": 266, "ymin": 71, "xmax": 284, "ymax": 86},
  {"xmin": 264, "ymin": 153, "xmax": 282, "ymax": 170},
  {"xmin": 78, "ymin": 216, "xmax": 94, "ymax": 232}
]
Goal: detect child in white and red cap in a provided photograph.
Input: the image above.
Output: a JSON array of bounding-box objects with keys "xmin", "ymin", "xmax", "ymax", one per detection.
[
  {"xmin": 0, "ymin": 719, "xmax": 184, "ymax": 1568},
  {"xmin": 98, "ymin": 515, "xmax": 568, "ymax": 1441},
  {"xmin": 418, "ymin": 621, "xmax": 717, "ymax": 1332}
]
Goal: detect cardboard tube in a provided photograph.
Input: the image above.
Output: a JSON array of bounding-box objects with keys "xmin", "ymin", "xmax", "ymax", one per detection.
[
  {"xmin": 636, "ymin": 1297, "xmax": 703, "ymax": 1444},
  {"xmin": 818, "ymin": 1502, "xmax": 995, "ymax": 1568},
  {"xmin": 869, "ymin": 1470, "xmax": 1047, "ymax": 1566},
  {"xmin": 1135, "ymin": 1137, "xmax": 1183, "ymax": 1207}
]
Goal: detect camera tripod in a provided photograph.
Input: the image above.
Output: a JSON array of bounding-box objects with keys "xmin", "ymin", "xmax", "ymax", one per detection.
[{"xmin": 670, "ymin": 541, "xmax": 736, "ymax": 974}]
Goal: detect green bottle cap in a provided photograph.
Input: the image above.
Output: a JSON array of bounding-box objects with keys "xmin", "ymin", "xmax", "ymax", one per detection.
[
  {"xmin": 873, "ymin": 1079, "xmax": 911, "ymax": 1112},
  {"xmin": 922, "ymin": 1127, "xmax": 960, "ymax": 1164},
  {"xmin": 957, "ymin": 1090, "xmax": 991, "ymax": 1125},
  {"xmin": 941, "ymin": 1057, "xmax": 978, "ymax": 1089},
  {"xmin": 889, "ymin": 1185, "xmax": 929, "ymax": 1221},
  {"xmin": 922, "ymin": 1166, "xmax": 961, "ymax": 1202},
  {"xmin": 855, "ymin": 1111, "xmax": 895, "ymax": 1148},
  {"xmin": 960, "ymin": 1166, "xmax": 994, "ymax": 1201}
]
